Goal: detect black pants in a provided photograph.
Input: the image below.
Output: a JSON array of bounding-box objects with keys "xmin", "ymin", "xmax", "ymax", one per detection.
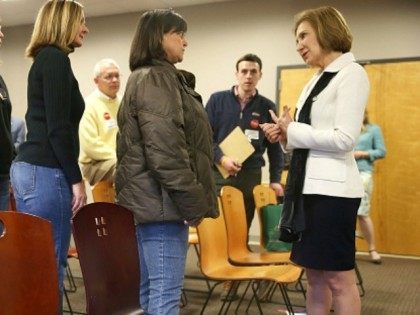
[{"xmin": 213, "ymin": 168, "xmax": 262, "ymax": 231}]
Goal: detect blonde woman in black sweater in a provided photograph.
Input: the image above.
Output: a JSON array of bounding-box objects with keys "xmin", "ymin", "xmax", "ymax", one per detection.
[{"xmin": 10, "ymin": 0, "xmax": 88, "ymax": 307}]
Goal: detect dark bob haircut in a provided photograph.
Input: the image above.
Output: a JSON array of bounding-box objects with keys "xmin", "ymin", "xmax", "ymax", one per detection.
[{"xmin": 129, "ymin": 9, "xmax": 187, "ymax": 71}]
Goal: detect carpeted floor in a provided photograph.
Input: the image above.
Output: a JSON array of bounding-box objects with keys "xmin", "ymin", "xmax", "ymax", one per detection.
[{"xmin": 64, "ymin": 250, "xmax": 420, "ymax": 314}]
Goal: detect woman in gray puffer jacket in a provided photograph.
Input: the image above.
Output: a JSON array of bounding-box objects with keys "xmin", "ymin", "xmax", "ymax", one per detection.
[{"xmin": 115, "ymin": 9, "xmax": 218, "ymax": 315}]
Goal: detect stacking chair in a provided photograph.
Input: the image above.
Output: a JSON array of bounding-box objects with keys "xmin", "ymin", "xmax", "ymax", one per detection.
[
  {"xmin": 220, "ymin": 186, "xmax": 291, "ymax": 265},
  {"xmin": 253, "ymin": 184, "xmax": 277, "ymax": 248},
  {"xmin": 196, "ymin": 201, "xmax": 302, "ymax": 315},
  {"xmin": 71, "ymin": 202, "xmax": 145, "ymax": 315},
  {"xmin": 222, "ymin": 186, "xmax": 305, "ymax": 308},
  {"xmin": 0, "ymin": 211, "xmax": 59, "ymax": 315},
  {"xmin": 91, "ymin": 180, "xmax": 115, "ymax": 203}
]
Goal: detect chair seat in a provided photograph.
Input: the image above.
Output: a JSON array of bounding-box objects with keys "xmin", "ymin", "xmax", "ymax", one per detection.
[
  {"xmin": 229, "ymin": 250, "xmax": 291, "ymax": 265},
  {"xmin": 203, "ymin": 262, "xmax": 301, "ymax": 284}
]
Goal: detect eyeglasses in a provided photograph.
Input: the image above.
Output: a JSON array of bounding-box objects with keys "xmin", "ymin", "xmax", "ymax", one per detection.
[{"xmin": 101, "ymin": 74, "xmax": 121, "ymax": 82}]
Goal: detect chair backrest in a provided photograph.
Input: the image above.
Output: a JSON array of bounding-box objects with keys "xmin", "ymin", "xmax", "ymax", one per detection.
[
  {"xmin": 71, "ymin": 202, "xmax": 140, "ymax": 315},
  {"xmin": 220, "ymin": 186, "xmax": 251, "ymax": 258},
  {"xmin": 196, "ymin": 198, "xmax": 230, "ymax": 275},
  {"xmin": 92, "ymin": 181, "xmax": 115, "ymax": 203},
  {"xmin": 253, "ymin": 184, "xmax": 277, "ymax": 247},
  {"xmin": 0, "ymin": 211, "xmax": 59, "ymax": 315}
]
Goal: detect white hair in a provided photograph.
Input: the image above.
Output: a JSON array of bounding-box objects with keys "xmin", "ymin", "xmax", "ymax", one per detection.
[{"xmin": 93, "ymin": 58, "xmax": 120, "ymax": 78}]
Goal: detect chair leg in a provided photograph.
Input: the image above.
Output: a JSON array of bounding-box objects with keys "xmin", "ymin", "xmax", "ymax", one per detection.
[
  {"xmin": 200, "ymin": 281, "xmax": 223, "ymax": 315},
  {"xmin": 278, "ymin": 283, "xmax": 295, "ymax": 315},
  {"xmin": 355, "ymin": 262, "xmax": 365, "ymax": 297},
  {"xmin": 180, "ymin": 289, "xmax": 188, "ymax": 308},
  {"xmin": 65, "ymin": 264, "xmax": 77, "ymax": 293},
  {"xmin": 250, "ymin": 281, "xmax": 264, "ymax": 315},
  {"xmin": 235, "ymin": 280, "xmax": 251, "ymax": 313},
  {"xmin": 63, "ymin": 288, "xmax": 74, "ymax": 315},
  {"xmin": 193, "ymin": 244, "xmax": 212, "ymax": 291}
]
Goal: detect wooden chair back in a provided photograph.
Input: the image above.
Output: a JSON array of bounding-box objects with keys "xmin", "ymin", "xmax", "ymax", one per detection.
[
  {"xmin": 219, "ymin": 186, "xmax": 250, "ymax": 258},
  {"xmin": 71, "ymin": 202, "xmax": 141, "ymax": 315},
  {"xmin": 92, "ymin": 181, "xmax": 115, "ymax": 203},
  {"xmin": 253, "ymin": 184, "xmax": 277, "ymax": 247},
  {"xmin": 0, "ymin": 211, "xmax": 59, "ymax": 314},
  {"xmin": 196, "ymin": 198, "xmax": 230, "ymax": 276}
]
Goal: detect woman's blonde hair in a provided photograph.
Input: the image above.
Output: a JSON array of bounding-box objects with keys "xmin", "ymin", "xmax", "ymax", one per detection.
[
  {"xmin": 294, "ymin": 6, "xmax": 353, "ymax": 53},
  {"xmin": 26, "ymin": 0, "xmax": 84, "ymax": 58}
]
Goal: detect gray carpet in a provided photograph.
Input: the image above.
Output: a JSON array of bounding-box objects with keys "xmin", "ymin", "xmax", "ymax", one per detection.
[{"xmin": 64, "ymin": 250, "xmax": 420, "ymax": 314}]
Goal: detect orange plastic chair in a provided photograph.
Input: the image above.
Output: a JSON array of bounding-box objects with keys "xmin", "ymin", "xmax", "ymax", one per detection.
[
  {"xmin": 0, "ymin": 211, "xmax": 59, "ymax": 315},
  {"xmin": 196, "ymin": 200, "xmax": 302, "ymax": 315},
  {"xmin": 91, "ymin": 180, "xmax": 115, "ymax": 203},
  {"xmin": 71, "ymin": 202, "xmax": 145, "ymax": 315},
  {"xmin": 220, "ymin": 186, "xmax": 291, "ymax": 265}
]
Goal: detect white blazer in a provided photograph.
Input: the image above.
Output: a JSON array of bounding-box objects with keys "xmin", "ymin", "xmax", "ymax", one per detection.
[{"xmin": 286, "ymin": 53, "xmax": 369, "ymax": 198}]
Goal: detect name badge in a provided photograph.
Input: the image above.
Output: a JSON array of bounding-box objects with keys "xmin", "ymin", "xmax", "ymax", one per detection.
[
  {"xmin": 105, "ymin": 119, "xmax": 117, "ymax": 129},
  {"xmin": 244, "ymin": 129, "xmax": 259, "ymax": 141}
]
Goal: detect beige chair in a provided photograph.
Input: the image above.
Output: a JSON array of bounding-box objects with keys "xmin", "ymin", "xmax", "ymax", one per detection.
[
  {"xmin": 196, "ymin": 199, "xmax": 302, "ymax": 314},
  {"xmin": 220, "ymin": 186, "xmax": 291, "ymax": 265},
  {"xmin": 91, "ymin": 180, "xmax": 115, "ymax": 203},
  {"xmin": 253, "ymin": 184, "xmax": 277, "ymax": 248}
]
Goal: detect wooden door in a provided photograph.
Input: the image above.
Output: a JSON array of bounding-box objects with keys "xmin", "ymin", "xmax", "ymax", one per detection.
[{"xmin": 277, "ymin": 60, "xmax": 420, "ymax": 256}]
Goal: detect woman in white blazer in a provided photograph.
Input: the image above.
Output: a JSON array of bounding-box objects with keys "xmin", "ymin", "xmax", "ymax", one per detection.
[{"xmin": 262, "ymin": 6, "xmax": 369, "ymax": 315}]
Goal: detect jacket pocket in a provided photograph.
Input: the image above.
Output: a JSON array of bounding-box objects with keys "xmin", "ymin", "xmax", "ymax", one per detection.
[{"xmin": 306, "ymin": 154, "xmax": 346, "ymax": 182}]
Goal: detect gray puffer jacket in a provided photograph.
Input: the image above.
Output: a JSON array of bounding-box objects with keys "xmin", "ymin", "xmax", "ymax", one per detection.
[{"xmin": 115, "ymin": 59, "xmax": 218, "ymax": 224}]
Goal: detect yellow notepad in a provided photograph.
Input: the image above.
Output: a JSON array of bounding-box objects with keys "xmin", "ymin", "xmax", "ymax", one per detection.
[{"xmin": 216, "ymin": 126, "xmax": 255, "ymax": 178}]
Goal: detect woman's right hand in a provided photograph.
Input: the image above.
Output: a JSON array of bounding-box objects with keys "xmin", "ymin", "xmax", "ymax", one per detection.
[{"xmin": 71, "ymin": 181, "xmax": 87, "ymax": 215}]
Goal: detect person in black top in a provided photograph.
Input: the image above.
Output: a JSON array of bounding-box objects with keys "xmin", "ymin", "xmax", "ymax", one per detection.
[
  {"xmin": 0, "ymin": 24, "xmax": 14, "ymax": 211},
  {"xmin": 10, "ymin": 0, "xmax": 88, "ymax": 308}
]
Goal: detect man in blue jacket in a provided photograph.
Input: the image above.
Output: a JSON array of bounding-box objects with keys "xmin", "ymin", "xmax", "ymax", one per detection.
[{"xmin": 206, "ymin": 53, "xmax": 284, "ymax": 231}]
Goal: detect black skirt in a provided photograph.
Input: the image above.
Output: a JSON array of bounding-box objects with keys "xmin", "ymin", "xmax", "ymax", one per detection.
[{"xmin": 290, "ymin": 194, "xmax": 361, "ymax": 271}]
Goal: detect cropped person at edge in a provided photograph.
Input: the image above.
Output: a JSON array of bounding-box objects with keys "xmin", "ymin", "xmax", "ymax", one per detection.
[{"xmin": 10, "ymin": 0, "xmax": 88, "ymax": 308}]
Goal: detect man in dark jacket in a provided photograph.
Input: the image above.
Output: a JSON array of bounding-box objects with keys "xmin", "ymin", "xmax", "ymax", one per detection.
[{"xmin": 206, "ymin": 53, "xmax": 284, "ymax": 231}]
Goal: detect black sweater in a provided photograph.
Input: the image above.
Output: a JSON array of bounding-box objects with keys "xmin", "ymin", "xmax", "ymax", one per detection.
[
  {"xmin": 0, "ymin": 74, "xmax": 13, "ymax": 177},
  {"xmin": 16, "ymin": 46, "xmax": 85, "ymax": 184}
]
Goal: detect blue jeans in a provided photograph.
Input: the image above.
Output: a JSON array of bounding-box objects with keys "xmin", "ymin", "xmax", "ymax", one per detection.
[
  {"xmin": 0, "ymin": 176, "xmax": 9, "ymax": 210},
  {"xmin": 10, "ymin": 161, "xmax": 72, "ymax": 307},
  {"xmin": 136, "ymin": 221, "xmax": 188, "ymax": 315}
]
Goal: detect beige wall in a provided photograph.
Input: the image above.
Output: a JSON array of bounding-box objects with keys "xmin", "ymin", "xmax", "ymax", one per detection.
[
  {"xmin": 1, "ymin": 0, "xmax": 419, "ymax": 241},
  {"xmin": 2, "ymin": 0, "xmax": 420, "ymax": 117}
]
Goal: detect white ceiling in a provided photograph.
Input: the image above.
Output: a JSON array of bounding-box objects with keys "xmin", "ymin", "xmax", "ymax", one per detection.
[{"xmin": 0, "ymin": 0, "xmax": 236, "ymax": 27}]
